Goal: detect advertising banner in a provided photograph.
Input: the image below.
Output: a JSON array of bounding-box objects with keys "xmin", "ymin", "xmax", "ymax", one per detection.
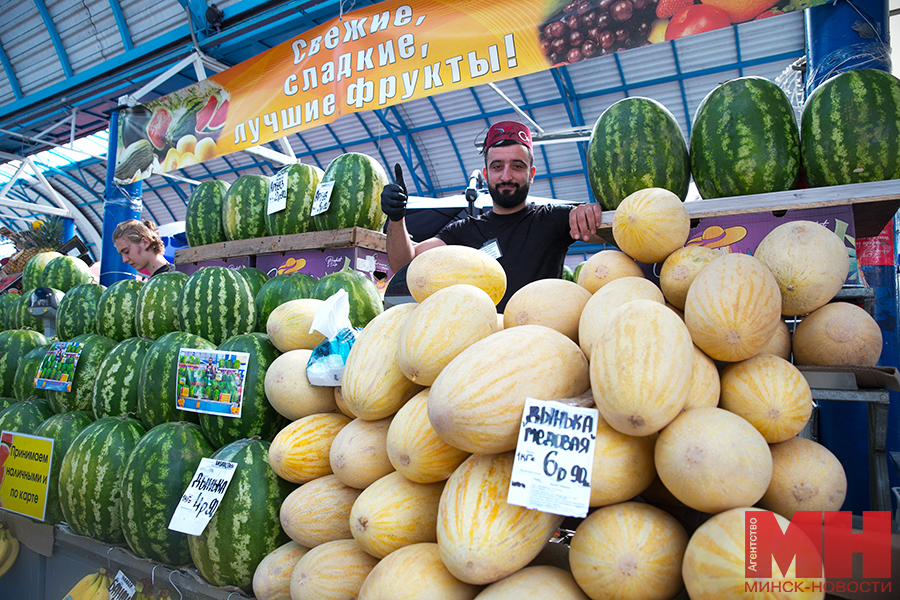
[{"xmin": 115, "ymin": 0, "xmax": 831, "ymax": 183}]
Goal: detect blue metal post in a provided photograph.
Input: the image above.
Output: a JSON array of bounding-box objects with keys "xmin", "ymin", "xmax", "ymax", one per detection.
[
  {"xmin": 59, "ymin": 216, "xmax": 74, "ymax": 243},
  {"xmin": 805, "ymin": 0, "xmax": 896, "ymax": 515},
  {"xmin": 100, "ymin": 109, "xmax": 141, "ymax": 285}
]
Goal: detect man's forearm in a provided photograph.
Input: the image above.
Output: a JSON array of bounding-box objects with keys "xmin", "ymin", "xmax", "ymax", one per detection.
[{"xmin": 385, "ymin": 218, "xmax": 416, "ymax": 272}]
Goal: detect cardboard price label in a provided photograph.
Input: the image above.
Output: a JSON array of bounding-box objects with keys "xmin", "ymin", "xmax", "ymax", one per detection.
[
  {"xmin": 507, "ymin": 398, "xmax": 598, "ymax": 518},
  {"xmin": 168, "ymin": 458, "xmax": 237, "ymax": 536},
  {"xmin": 109, "ymin": 571, "xmax": 136, "ymax": 600},
  {"xmin": 0, "ymin": 430, "xmax": 54, "ymax": 520},
  {"xmin": 267, "ymin": 167, "xmax": 290, "ymax": 215},
  {"xmin": 310, "ymin": 180, "xmax": 335, "ymax": 216}
]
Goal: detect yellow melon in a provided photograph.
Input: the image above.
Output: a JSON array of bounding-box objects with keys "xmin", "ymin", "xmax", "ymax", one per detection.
[
  {"xmin": 428, "ymin": 325, "xmax": 590, "ymax": 454},
  {"xmin": 437, "ymin": 452, "xmax": 564, "ymax": 585},
  {"xmin": 264, "ymin": 349, "xmax": 337, "ymax": 420},
  {"xmin": 407, "ymin": 245, "xmax": 507, "ymax": 305},
  {"xmin": 342, "ymin": 303, "xmax": 424, "ymax": 420},
  {"xmin": 329, "ymin": 416, "xmax": 394, "ymax": 489},
  {"xmin": 252, "ymin": 540, "xmax": 310, "ymax": 600},
  {"xmin": 684, "ymin": 344, "xmax": 719, "ymax": 410},
  {"xmin": 654, "ymin": 407, "xmax": 772, "ymax": 513},
  {"xmin": 357, "ymin": 543, "xmax": 481, "ymax": 600},
  {"xmin": 266, "ymin": 298, "xmax": 326, "ymax": 352},
  {"xmin": 589, "ymin": 414, "xmax": 657, "ymax": 507},
  {"xmin": 682, "ymin": 507, "xmax": 824, "ymax": 600},
  {"xmin": 280, "ymin": 474, "xmax": 362, "ymax": 547},
  {"xmin": 386, "ymin": 388, "xmax": 470, "ymax": 483},
  {"xmin": 334, "ymin": 386, "xmax": 356, "ymax": 418},
  {"xmin": 503, "ymin": 278, "xmax": 592, "ymax": 343},
  {"xmin": 638, "ymin": 475, "xmax": 684, "ymax": 508},
  {"xmin": 268, "ymin": 413, "xmax": 352, "ymax": 483},
  {"xmin": 475, "ymin": 565, "xmax": 589, "ymax": 600},
  {"xmin": 683, "ymin": 253, "xmax": 782, "ymax": 362},
  {"xmin": 290, "ymin": 539, "xmax": 379, "ymax": 600},
  {"xmin": 758, "ymin": 436, "xmax": 848, "ymax": 520},
  {"xmin": 719, "ymin": 354, "xmax": 812, "ymax": 443},
  {"xmin": 397, "ymin": 284, "xmax": 498, "ymax": 386},
  {"xmin": 569, "ymin": 501, "xmax": 688, "ymax": 600},
  {"xmin": 792, "ymin": 302, "xmax": 882, "ymax": 366},
  {"xmin": 759, "ymin": 318, "xmax": 792, "ymax": 360},
  {"xmin": 577, "ymin": 277, "xmax": 665, "ymax": 360},
  {"xmin": 659, "ymin": 245, "xmax": 719, "ymax": 310},
  {"xmin": 754, "ymin": 220, "xmax": 850, "ymax": 316},
  {"xmin": 576, "ymin": 249, "xmax": 644, "ymax": 294},
  {"xmin": 350, "ymin": 471, "xmax": 445, "ymax": 559},
  {"xmin": 590, "ymin": 300, "xmax": 694, "ymax": 436},
  {"xmin": 612, "ymin": 187, "xmax": 690, "ymax": 265}
]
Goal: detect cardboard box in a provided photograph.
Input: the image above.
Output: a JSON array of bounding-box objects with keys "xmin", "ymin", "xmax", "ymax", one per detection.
[
  {"xmin": 256, "ymin": 247, "xmax": 392, "ymax": 291},
  {"xmin": 175, "ymin": 255, "xmax": 252, "ymax": 277}
]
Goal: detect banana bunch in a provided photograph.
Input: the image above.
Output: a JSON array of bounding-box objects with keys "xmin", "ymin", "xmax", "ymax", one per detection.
[
  {"xmin": 61, "ymin": 567, "xmax": 113, "ymax": 600},
  {"xmin": 134, "ymin": 579, "xmax": 158, "ymax": 600},
  {"xmin": 0, "ymin": 522, "xmax": 20, "ymax": 578}
]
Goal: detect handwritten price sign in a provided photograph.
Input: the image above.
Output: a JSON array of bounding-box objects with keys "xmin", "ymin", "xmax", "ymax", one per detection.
[{"xmin": 168, "ymin": 458, "xmax": 237, "ymax": 536}]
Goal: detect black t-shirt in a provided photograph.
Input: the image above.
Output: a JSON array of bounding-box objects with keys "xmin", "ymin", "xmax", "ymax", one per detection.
[
  {"xmin": 151, "ymin": 262, "xmax": 177, "ymax": 278},
  {"xmin": 435, "ymin": 203, "xmax": 575, "ymax": 310}
]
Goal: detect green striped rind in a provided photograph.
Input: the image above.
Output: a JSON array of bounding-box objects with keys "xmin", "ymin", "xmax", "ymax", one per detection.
[
  {"xmin": 95, "ymin": 279, "xmax": 144, "ymax": 342},
  {"xmin": 588, "ymin": 97, "xmax": 691, "ymax": 210},
  {"xmin": 0, "ymin": 292, "xmax": 21, "ymax": 329},
  {"xmin": 312, "ymin": 152, "xmax": 388, "ymax": 232},
  {"xmin": 46, "ymin": 333, "xmax": 118, "ymax": 413},
  {"xmin": 254, "ymin": 273, "xmax": 316, "ymax": 333},
  {"xmin": 0, "ymin": 329, "xmax": 49, "ymax": 398},
  {"xmin": 138, "ymin": 331, "xmax": 216, "ymax": 429},
  {"xmin": 186, "ymin": 180, "xmax": 230, "ymax": 247},
  {"xmin": 33, "ymin": 410, "xmax": 94, "ymax": 524},
  {"xmin": 23, "ymin": 251, "xmax": 63, "ymax": 291},
  {"xmin": 120, "ymin": 421, "xmax": 215, "ymax": 564},
  {"xmin": 801, "ymin": 68, "xmax": 900, "ymax": 187},
  {"xmin": 58, "ymin": 416, "xmax": 146, "ymax": 542},
  {"xmin": 92, "ymin": 337, "xmax": 154, "ymax": 419},
  {"xmin": 690, "ymin": 76, "xmax": 800, "ymax": 199},
  {"xmin": 187, "ymin": 438, "xmax": 292, "ymax": 592},
  {"xmin": 178, "ymin": 266, "xmax": 256, "ymax": 345},
  {"xmin": 311, "ymin": 260, "xmax": 383, "ymax": 328},
  {"xmin": 57, "ymin": 283, "xmax": 105, "ymax": 340},
  {"xmin": 14, "ymin": 343, "xmax": 52, "ymax": 402},
  {"xmin": 40, "ymin": 256, "xmax": 95, "ymax": 292},
  {"xmin": 265, "ymin": 163, "xmax": 324, "ymax": 235},
  {"xmin": 7, "ymin": 291, "xmax": 46, "ymax": 333},
  {"xmin": 238, "ymin": 267, "xmax": 269, "ymax": 298},
  {"xmin": 222, "ymin": 175, "xmax": 269, "ymax": 241},
  {"xmin": 0, "ymin": 397, "xmax": 16, "ymax": 412},
  {"xmin": 199, "ymin": 333, "xmax": 283, "ymax": 447},
  {"xmin": 0, "ymin": 397, "xmax": 55, "ymax": 434},
  {"xmin": 134, "ymin": 271, "xmax": 188, "ymax": 339}
]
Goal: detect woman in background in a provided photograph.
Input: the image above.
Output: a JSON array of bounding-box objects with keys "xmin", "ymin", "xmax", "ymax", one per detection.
[{"xmin": 112, "ymin": 219, "xmax": 176, "ymax": 278}]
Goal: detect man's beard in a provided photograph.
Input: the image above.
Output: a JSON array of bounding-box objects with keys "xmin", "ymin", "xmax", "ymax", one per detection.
[{"xmin": 488, "ymin": 179, "xmax": 530, "ymax": 209}]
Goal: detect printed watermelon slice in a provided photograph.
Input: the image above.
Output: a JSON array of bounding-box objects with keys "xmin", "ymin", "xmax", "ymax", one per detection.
[
  {"xmin": 148, "ymin": 107, "xmax": 173, "ymax": 151},
  {"xmin": 196, "ymin": 94, "xmax": 229, "ymax": 134}
]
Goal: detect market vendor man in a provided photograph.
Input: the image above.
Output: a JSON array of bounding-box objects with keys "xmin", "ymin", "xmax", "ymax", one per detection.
[
  {"xmin": 112, "ymin": 219, "xmax": 177, "ymax": 278},
  {"xmin": 381, "ymin": 120, "xmax": 603, "ymax": 310}
]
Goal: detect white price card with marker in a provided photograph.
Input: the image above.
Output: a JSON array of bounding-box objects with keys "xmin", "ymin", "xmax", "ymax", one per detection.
[
  {"xmin": 310, "ymin": 180, "xmax": 335, "ymax": 216},
  {"xmin": 168, "ymin": 458, "xmax": 237, "ymax": 536},
  {"xmin": 267, "ymin": 167, "xmax": 290, "ymax": 215},
  {"xmin": 108, "ymin": 571, "xmax": 136, "ymax": 600}
]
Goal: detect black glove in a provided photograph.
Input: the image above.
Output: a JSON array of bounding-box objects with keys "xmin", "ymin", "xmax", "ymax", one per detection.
[{"xmin": 381, "ymin": 163, "xmax": 408, "ymax": 222}]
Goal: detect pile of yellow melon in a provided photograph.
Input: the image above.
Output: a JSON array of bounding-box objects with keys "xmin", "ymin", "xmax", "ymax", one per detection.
[{"xmin": 254, "ymin": 187, "xmax": 881, "ymax": 600}]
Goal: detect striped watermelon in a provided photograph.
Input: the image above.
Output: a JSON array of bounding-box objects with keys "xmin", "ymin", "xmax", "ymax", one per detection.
[
  {"xmin": 14, "ymin": 343, "xmax": 52, "ymax": 402},
  {"xmin": 138, "ymin": 331, "xmax": 216, "ymax": 429},
  {"xmin": 58, "ymin": 416, "xmax": 146, "ymax": 542},
  {"xmin": 23, "ymin": 251, "xmax": 63, "ymax": 291},
  {"xmin": 41, "ymin": 255, "xmax": 95, "ymax": 292},
  {"xmin": 311, "ymin": 259, "xmax": 383, "ymax": 328},
  {"xmin": 265, "ymin": 163, "xmax": 324, "ymax": 235},
  {"xmin": 588, "ymin": 97, "xmax": 691, "ymax": 210},
  {"xmin": 187, "ymin": 438, "xmax": 292, "ymax": 592},
  {"xmin": 56, "ymin": 283, "xmax": 105, "ymax": 340},
  {"xmin": 690, "ymin": 76, "xmax": 800, "ymax": 198},
  {"xmin": 135, "ymin": 271, "xmax": 187, "ymax": 339},
  {"xmin": 222, "ymin": 175, "xmax": 269, "ymax": 241},
  {"xmin": 238, "ymin": 267, "xmax": 269, "ymax": 298},
  {"xmin": 199, "ymin": 333, "xmax": 283, "ymax": 447},
  {"xmin": 0, "ymin": 292, "xmax": 20, "ymax": 328},
  {"xmin": 0, "ymin": 397, "xmax": 54, "ymax": 434},
  {"xmin": 33, "ymin": 410, "xmax": 95, "ymax": 524},
  {"xmin": 186, "ymin": 180, "xmax": 229, "ymax": 247},
  {"xmin": 801, "ymin": 68, "xmax": 900, "ymax": 187},
  {"xmin": 95, "ymin": 279, "xmax": 144, "ymax": 342},
  {"xmin": 254, "ymin": 273, "xmax": 316, "ymax": 333},
  {"xmin": 6, "ymin": 291, "xmax": 47, "ymax": 333},
  {"xmin": 46, "ymin": 333, "xmax": 118, "ymax": 414},
  {"xmin": 0, "ymin": 397, "xmax": 16, "ymax": 412},
  {"xmin": 312, "ymin": 152, "xmax": 388, "ymax": 232},
  {"xmin": 120, "ymin": 421, "xmax": 215, "ymax": 564},
  {"xmin": 92, "ymin": 337, "xmax": 154, "ymax": 419},
  {"xmin": 179, "ymin": 266, "xmax": 256, "ymax": 345},
  {"xmin": 0, "ymin": 329, "xmax": 49, "ymax": 398}
]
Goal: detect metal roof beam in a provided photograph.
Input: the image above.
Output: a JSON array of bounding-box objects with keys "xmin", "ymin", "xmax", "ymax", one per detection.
[
  {"xmin": 33, "ymin": 0, "xmax": 74, "ymax": 78},
  {"xmin": 0, "ymin": 42, "xmax": 23, "ymax": 101},
  {"xmin": 486, "ymin": 83, "xmax": 543, "ymax": 133},
  {"xmin": 108, "ymin": 0, "xmax": 135, "ymax": 51}
]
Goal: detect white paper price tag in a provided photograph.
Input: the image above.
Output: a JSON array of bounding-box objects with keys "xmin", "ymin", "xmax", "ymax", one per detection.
[
  {"xmin": 507, "ymin": 398, "xmax": 599, "ymax": 518},
  {"xmin": 310, "ymin": 180, "xmax": 335, "ymax": 216},
  {"xmin": 168, "ymin": 458, "xmax": 237, "ymax": 536},
  {"xmin": 267, "ymin": 168, "xmax": 290, "ymax": 215},
  {"xmin": 108, "ymin": 571, "xmax": 136, "ymax": 600}
]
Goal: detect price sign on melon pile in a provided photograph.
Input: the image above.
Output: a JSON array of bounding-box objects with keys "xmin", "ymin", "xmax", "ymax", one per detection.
[
  {"xmin": 310, "ymin": 180, "xmax": 335, "ymax": 216},
  {"xmin": 34, "ymin": 341, "xmax": 85, "ymax": 393},
  {"xmin": 168, "ymin": 458, "xmax": 237, "ymax": 535},
  {"xmin": 507, "ymin": 398, "xmax": 598, "ymax": 518},
  {"xmin": 108, "ymin": 571, "xmax": 136, "ymax": 600},
  {"xmin": 267, "ymin": 167, "xmax": 290, "ymax": 215}
]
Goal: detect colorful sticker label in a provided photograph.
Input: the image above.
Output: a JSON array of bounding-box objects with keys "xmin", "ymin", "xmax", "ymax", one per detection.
[
  {"xmin": 175, "ymin": 348, "xmax": 250, "ymax": 418},
  {"xmin": 34, "ymin": 341, "xmax": 85, "ymax": 393}
]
